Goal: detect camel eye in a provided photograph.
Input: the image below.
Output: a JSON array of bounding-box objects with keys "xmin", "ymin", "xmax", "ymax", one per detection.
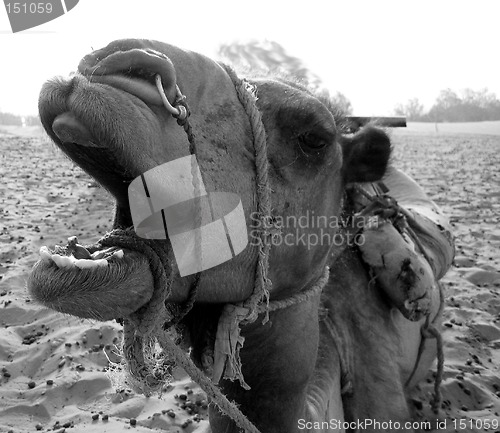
[{"xmin": 298, "ymin": 132, "xmax": 329, "ymax": 150}]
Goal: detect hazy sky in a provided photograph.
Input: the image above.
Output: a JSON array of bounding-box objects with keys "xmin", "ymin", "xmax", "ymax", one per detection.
[{"xmin": 1, "ymin": 0, "xmax": 499, "ymax": 116}]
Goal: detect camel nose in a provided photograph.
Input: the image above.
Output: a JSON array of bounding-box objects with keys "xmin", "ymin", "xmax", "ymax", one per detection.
[{"xmin": 52, "ymin": 112, "xmax": 98, "ymax": 147}]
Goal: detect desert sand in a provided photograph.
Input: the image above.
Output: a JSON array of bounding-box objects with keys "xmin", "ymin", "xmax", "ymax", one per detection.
[{"xmin": 0, "ymin": 127, "xmax": 499, "ymax": 432}]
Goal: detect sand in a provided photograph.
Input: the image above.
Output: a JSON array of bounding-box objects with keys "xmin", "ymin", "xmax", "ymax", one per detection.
[
  {"xmin": 405, "ymin": 121, "xmax": 500, "ymax": 136},
  {"xmin": 1, "ymin": 128, "xmax": 499, "ymax": 432},
  {"xmin": 0, "ymin": 133, "xmax": 209, "ymax": 433},
  {"xmin": 392, "ymin": 130, "xmax": 500, "ymax": 432}
]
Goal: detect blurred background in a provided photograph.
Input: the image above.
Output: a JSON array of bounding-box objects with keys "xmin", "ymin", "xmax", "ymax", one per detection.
[
  {"xmin": 1, "ymin": 3, "xmax": 500, "ymax": 432},
  {"xmin": 1, "ymin": 0, "xmax": 500, "ymax": 126}
]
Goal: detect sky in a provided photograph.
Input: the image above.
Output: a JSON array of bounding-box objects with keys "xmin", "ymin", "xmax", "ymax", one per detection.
[{"xmin": 1, "ymin": 0, "xmax": 499, "ymax": 117}]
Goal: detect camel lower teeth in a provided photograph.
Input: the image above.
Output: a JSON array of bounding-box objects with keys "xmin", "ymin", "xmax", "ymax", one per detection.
[
  {"xmin": 39, "ymin": 246, "xmax": 52, "ymax": 262},
  {"xmin": 73, "ymin": 258, "xmax": 108, "ymax": 269},
  {"xmin": 91, "ymin": 247, "xmax": 121, "ymax": 260},
  {"xmin": 39, "ymin": 246, "xmax": 124, "ymax": 269},
  {"xmin": 51, "ymin": 254, "xmax": 75, "ymax": 269},
  {"xmin": 112, "ymin": 249, "xmax": 124, "ymax": 259}
]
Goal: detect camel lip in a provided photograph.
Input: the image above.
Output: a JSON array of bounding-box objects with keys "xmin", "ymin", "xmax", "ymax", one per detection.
[
  {"xmin": 28, "ymin": 243, "xmax": 157, "ymax": 321},
  {"xmin": 38, "ymin": 78, "xmax": 138, "ymax": 199},
  {"xmin": 83, "ymin": 73, "xmax": 164, "ymax": 107}
]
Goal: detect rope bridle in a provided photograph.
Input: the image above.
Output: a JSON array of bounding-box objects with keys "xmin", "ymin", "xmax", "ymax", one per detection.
[
  {"xmin": 97, "ymin": 66, "xmax": 330, "ymax": 433},
  {"xmin": 98, "ymin": 64, "xmax": 443, "ymax": 430}
]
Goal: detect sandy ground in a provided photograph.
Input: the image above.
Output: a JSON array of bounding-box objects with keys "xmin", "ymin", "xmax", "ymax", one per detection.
[
  {"xmin": 0, "ymin": 133, "xmax": 209, "ymax": 433},
  {"xmin": 391, "ymin": 130, "xmax": 500, "ymax": 432},
  {"xmin": 0, "ymin": 128, "xmax": 499, "ymax": 432},
  {"xmin": 405, "ymin": 121, "xmax": 500, "ymax": 136}
]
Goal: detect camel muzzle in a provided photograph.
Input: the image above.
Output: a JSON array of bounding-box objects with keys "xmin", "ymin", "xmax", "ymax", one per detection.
[{"xmin": 52, "ymin": 112, "xmax": 97, "ymax": 147}]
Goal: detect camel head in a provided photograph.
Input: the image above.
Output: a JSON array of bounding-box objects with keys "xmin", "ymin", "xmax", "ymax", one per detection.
[{"xmin": 30, "ymin": 39, "xmax": 391, "ymax": 321}]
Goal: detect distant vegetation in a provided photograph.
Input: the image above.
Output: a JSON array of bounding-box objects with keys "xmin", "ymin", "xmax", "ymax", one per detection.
[
  {"xmin": 395, "ymin": 88, "xmax": 500, "ymax": 122},
  {"xmin": 218, "ymin": 40, "xmax": 353, "ymax": 116},
  {"xmin": 3, "ymin": 44, "xmax": 497, "ymax": 125},
  {"xmin": 0, "ymin": 112, "xmax": 40, "ymax": 126}
]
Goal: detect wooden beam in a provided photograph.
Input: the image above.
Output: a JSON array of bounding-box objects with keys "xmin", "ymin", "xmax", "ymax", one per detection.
[{"xmin": 345, "ymin": 116, "xmax": 407, "ymax": 132}]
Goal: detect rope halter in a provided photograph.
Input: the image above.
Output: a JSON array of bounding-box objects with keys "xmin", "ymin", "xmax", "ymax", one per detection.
[{"xmin": 97, "ymin": 66, "xmax": 330, "ymax": 433}]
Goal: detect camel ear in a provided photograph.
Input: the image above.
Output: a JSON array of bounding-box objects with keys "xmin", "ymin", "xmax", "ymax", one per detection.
[{"xmin": 340, "ymin": 126, "xmax": 392, "ymax": 183}]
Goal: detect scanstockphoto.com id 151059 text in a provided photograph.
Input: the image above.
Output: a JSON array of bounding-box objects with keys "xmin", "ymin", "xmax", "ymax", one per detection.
[{"xmin": 298, "ymin": 417, "xmax": 500, "ymax": 431}]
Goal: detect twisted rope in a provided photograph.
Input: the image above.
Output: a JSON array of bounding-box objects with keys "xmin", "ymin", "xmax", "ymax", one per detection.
[
  {"xmin": 155, "ymin": 74, "xmax": 202, "ymax": 326},
  {"xmin": 209, "ymin": 65, "xmax": 280, "ymax": 391},
  {"xmin": 97, "ymin": 68, "xmax": 447, "ymax": 430},
  {"xmin": 97, "ymin": 229, "xmax": 262, "ymax": 432},
  {"xmin": 99, "ymin": 229, "xmax": 173, "ymax": 335},
  {"xmin": 158, "ymin": 327, "xmax": 261, "ymax": 433},
  {"xmin": 97, "ymin": 229, "xmax": 175, "ymax": 391},
  {"xmin": 101, "ymin": 68, "xmax": 275, "ymax": 431},
  {"xmin": 101, "ymin": 226, "xmax": 328, "ymax": 431},
  {"xmin": 222, "ymin": 65, "xmax": 273, "ymax": 323},
  {"xmin": 405, "ymin": 281, "xmax": 445, "ymax": 414},
  {"xmin": 258, "ymin": 266, "xmax": 329, "ymax": 314},
  {"xmin": 100, "ymin": 66, "xmax": 325, "ymax": 432}
]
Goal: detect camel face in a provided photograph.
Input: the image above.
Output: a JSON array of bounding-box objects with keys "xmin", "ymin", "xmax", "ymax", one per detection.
[
  {"xmin": 33, "ymin": 39, "xmax": 391, "ymax": 320},
  {"xmin": 30, "ymin": 40, "xmax": 449, "ymax": 433}
]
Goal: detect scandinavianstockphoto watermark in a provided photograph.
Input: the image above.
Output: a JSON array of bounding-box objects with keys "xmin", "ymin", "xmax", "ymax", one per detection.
[
  {"xmin": 249, "ymin": 211, "xmax": 378, "ymax": 250},
  {"xmin": 127, "ymin": 156, "xmax": 385, "ymax": 274}
]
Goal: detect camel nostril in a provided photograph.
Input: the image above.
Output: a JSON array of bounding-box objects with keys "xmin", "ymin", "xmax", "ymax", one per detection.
[{"xmin": 52, "ymin": 112, "xmax": 98, "ymax": 147}]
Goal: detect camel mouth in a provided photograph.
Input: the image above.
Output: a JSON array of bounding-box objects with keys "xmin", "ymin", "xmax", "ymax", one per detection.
[
  {"xmin": 28, "ymin": 237, "xmax": 158, "ymax": 321},
  {"xmin": 49, "ymin": 72, "xmax": 164, "ymax": 148},
  {"xmin": 46, "ymin": 72, "xmax": 163, "ymax": 148},
  {"xmin": 38, "ymin": 72, "xmax": 164, "ymax": 203},
  {"xmin": 85, "ymin": 73, "xmax": 165, "ymax": 107},
  {"xmin": 34, "ymin": 73, "xmax": 175, "ymax": 320}
]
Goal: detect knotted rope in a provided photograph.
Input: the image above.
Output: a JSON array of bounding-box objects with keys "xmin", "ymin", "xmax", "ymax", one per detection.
[
  {"xmin": 101, "ymin": 222, "xmax": 329, "ymax": 432},
  {"xmin": 98, "ymin": 71, "xmax": 266, "ymax": 431},
  {"xmin": 405, "ymin": 281, "xmax": 445, "ymax": 414},
  {"xmin": 222, "ymin": 64, "xmax": 274, "ymax": 322},
  {"xmin": 100, "ymin": 76, "xmax": 205, "ymax": 393},
  {"xmin": 98, "ymin": 67, "xmax": 331, "ymax": 433},
  {"xmin": 98, "ymin": 230, "xmax": 176, "ymax": 392},
  {"xmin": 95, "ymin": 66, "xmax": 446, "ymax": 430},
  {"xmin": 209, "ymin": 65, "xmax": 283, "ymax": 390}
]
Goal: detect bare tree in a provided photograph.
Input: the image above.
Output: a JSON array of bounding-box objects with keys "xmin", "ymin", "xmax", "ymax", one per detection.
[
  {"xmin": 428, "ymin": 88, "xmax": 500, "ymax": 122},
  {"xmin": 218, "ymin": 39, "xmax": 324, "ymax": 90},
  {"xmin": 394, "ymin": 98, "xmax": 424, "ymax": 120},
  {"xmin": 329, "ymin": 91, "xmax": 353, "ymax": 116},
  {"xmin": 218, "ymin": 40, "xmax": 354, "ymax": 117}
]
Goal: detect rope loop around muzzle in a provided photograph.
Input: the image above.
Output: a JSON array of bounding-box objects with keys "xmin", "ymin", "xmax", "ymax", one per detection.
[
  {"xmin": 98, "ymin": 228, "xmax": 174, "ymax": 336},
  {"xmin": 97, "ymin": 65, "xmax": 278, "ymax": 432},
  {"xmin": 99, "ymin": 64, "xmax": 326, "ymax": 433}
]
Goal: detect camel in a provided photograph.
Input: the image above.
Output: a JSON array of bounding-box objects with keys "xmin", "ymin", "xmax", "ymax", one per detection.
[{"xmin": 29, "ymin": 39, "xmax": 454, "ymax": 432}]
